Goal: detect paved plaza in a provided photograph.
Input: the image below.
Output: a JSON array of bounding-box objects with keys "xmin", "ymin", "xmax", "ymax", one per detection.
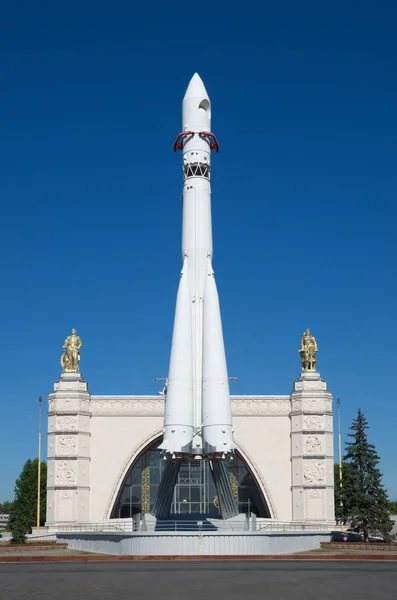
[{"xmin": 0, "ymin": 561, "xmax": 396, "ymax": 600}]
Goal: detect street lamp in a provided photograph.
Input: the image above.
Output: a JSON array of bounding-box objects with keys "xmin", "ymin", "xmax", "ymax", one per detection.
[
  {"xmin": 337, "ymin": 397, "xmax": 344, "ymax": 533},
  {"xmin": 36, "ymin": 396, "xmax": 43, "ymax": 532}
]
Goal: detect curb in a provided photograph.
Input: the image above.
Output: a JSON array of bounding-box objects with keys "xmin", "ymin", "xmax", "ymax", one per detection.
[{"xmin": 1, "ymin": 553, "xmax": 397, "ymax": 562}]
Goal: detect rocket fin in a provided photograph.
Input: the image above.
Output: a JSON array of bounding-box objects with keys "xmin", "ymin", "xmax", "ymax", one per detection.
[
  {"xmin": 160, "ymin": 258, "xmax": 194, "ymax": 454},
  {"xmin": 202, "ymin": 259, "xmax": 234, "ymax": 455}
]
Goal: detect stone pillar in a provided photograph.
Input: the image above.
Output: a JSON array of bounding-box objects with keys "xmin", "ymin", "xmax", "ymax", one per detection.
[
  {"xmin": 46, "ymin": 372, "xmax": 91, "ymax": 529},
  {"xmin": 290, "ymin": 371, "xmax": 335, "ymax": 523}
]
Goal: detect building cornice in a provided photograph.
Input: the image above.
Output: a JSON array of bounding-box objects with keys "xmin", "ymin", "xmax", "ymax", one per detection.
[{"xmin": 89, "ymin": 395, "xmax": 291, "ymax": 417}]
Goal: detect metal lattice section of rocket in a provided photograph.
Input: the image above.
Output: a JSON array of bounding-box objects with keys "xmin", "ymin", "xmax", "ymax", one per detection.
[{"xmin": 159, "ymin": 73, "xmax": 235, "ymax": 461}]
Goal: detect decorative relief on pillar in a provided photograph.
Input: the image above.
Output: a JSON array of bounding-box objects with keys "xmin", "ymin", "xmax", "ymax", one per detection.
[
  {"xmin": 298, "ymin": 379, "xmax": 325, "ymax": 391},
  {"xmin": 55, "ymin": 489, "xmax": 77, "ymax": 521},
  {"xmin": 303, "ymin": 461, "xmax": 325, "ymax": 485},
  {"xmin": 303, "ymin": 415, "xmax": 324, "ymax": 431},
  {"xmin": 54, "ymin": 379, "xmax": 87, "ymax": 392},
  {"xmin": 80, "ymin": 399, "xmax": 89, "ymax": 412},
  {"xmin": 304, "ymin": 435, "xmax": 323, "ymax": 455},
  {"xmin": 309, "ymin": 489, "xmax": 322, "ymax": 499},
  {"xmin": 292, "ymin": 400, "xmax": 302, "ymax": 412},
  {"xmin": 305, "ymin": 488, "xmax": 325, "ymax": 520},
  {"xmin": 51, "ymin": 397, "xmax": 90, "ymax": 413},
  {"xmin": 56, "ymin": 416, "xmax": 78, "ymax": 432},
  {"xmin": 294, "ymin": 378, "xmax": 327, "ymax": 392},
  {"xmin": 55, "ymin": 461, "xmax": 77, "ymax": 486},
  {"xmin": 325, "ymin": 398, "xmax": 332, "ymax": 412},
  {"xmin": 57, "ymin": 436, "xmax": 77, "ymax": 456},
  {"xmin": 58, "ymin": 398, "xmax": 74, "ymax": 411}
]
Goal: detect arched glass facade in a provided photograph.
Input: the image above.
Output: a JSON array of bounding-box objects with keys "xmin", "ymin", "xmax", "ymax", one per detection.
[{"xmin": 111, "ymin": 439, "xmax": 270, "ymax": 519}]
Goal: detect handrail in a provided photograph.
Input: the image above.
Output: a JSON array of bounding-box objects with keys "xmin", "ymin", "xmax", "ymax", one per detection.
[{"xmin": 54, "ymin": 518, "xmax": 333, "ymax": 534}]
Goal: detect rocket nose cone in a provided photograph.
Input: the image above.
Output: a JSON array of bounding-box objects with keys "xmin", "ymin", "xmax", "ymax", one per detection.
[
  {"xmin": 182, "ymin": 73, "xmax": 211, "ymax": 131},
  {"xmin": 183, "ymin": 73, "xmax": 210, "ymax": 101}
]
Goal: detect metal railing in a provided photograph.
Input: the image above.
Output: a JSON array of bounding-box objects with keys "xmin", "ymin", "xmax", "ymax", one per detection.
[
  {"xmin": 0, "ymin": 532, "xmax": 57, "ymax": 542},
  {"xmin": 256, "ymin": 520, "xmax": 334, "ymax": 532},
  {"xmin": 54, "ymin": 517, "xmax": 333, "ymax": 534},
  {"xmin": 26, "ymin": 533, "xmax": 57, "ymax": 541},
  {"xmin": 153, "ymin": 520, "xmax": 247, "ymax": 532},
  {"xmin": 57, "ymin": 519, "xmax": 139, "ymax": 533}
]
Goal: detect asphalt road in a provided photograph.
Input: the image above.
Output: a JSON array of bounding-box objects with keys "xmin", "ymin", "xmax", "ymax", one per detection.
[{"xmin": 0, "ymin": 561, "xmax": 396, "ymax": 600}]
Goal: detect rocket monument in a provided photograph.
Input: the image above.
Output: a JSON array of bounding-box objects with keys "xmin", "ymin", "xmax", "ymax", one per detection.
[
  {"xmin": 153, "ymin": 74, "xmax": 237, "ymax": 520},
  {"xmin": 161, "ymin": 73, "xmax": 234, "ymax": 460}
]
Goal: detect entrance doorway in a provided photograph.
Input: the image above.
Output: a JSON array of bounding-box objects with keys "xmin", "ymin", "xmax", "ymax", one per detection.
[{"xmin": 172, "ymin": 461, "xmax": 215, "ymax": 515}]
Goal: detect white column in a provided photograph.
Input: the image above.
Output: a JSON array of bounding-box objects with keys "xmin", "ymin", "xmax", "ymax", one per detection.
[
  {"xmin": 46, "ymin": 372, "xmax": 91, "ymax": 529},
  {"xmin": 290, "ymin": 371, "xmax": 335, "ymax": 523}
]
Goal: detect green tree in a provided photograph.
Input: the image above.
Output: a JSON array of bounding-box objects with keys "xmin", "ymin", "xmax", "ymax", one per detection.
[
  {"xmin": 389, "ymin": 500, "xmax": 397, "ymax": 514},
  {"xmin": 9, "ymin": 458, "xmax": 47, "ymax": 543},
  {"xmin": 0, "ymin": 500, "xmax": 14, "ymax": 513},
  {"xmin": 343, "ymin": 409, "xmax": 393, "ymax": 542}
]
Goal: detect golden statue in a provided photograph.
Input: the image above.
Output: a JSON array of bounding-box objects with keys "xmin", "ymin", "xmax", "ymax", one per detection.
[
  {"xmin": 61, "ymin": 329, "xmax": 83, "ymax": 373},
  {"xmin": 299, "ymin": 329, "xmax": 318, "ymax": 372}
]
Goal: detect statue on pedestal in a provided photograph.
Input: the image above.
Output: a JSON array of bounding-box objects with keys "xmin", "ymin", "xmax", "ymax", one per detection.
[
  {"xmin": 299, "ymin": 329, "xmax": 318, "ymax": 372},
  {"xmin": 61, "ymin": 329, "xmax": 83, "ymax": 373}
]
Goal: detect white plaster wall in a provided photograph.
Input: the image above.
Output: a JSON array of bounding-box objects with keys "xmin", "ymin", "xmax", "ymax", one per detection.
[
  {"xmin": 88, "ymin": 395, "xmax": 293, "ymax": 523},
  {"xmin": 233, "ymin": 415, "xmax": 292, "ymax": 521},
  {"xmin": 58, "ymin": 531, "xmax": 330, "ymax": 556},
  {"xmin": 89, "ymin": 413, "xmax": 163, "ymax": 521}
]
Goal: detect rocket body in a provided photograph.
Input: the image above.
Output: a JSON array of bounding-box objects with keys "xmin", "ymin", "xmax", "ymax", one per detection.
[{"xmin": 160, "ymin": 74, "xmax": 234, "ymax": 459}]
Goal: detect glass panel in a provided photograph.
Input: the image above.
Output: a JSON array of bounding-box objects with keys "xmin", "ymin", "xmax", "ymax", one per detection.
[
  {"xmin": 110, "ymin": 438, "xmax": 271, "ymax": 519},
  {"xmin": 149, "ymin": 468, "xmax": 161, "ymax": 484},
  {"xmin": 130, "ymin": 469, "xmax": 142, "ymax": 485},
  {"xmin": 179, "ymin": 501, "xmax": 189, "ymax": 513},
  {"xmin": 190, "ymin": 487, "xmax": 200, "ymax": 503}
]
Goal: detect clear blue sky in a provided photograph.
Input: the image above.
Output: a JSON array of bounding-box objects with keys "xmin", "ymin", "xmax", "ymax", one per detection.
[{"xmin": 1, "ymin": 1, "xmax": 396, "ymax": 502}]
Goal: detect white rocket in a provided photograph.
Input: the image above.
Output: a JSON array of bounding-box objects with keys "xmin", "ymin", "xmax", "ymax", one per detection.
[{"xmin": 160, "ymin": 73, "xmax": 234, "ymax": 460}]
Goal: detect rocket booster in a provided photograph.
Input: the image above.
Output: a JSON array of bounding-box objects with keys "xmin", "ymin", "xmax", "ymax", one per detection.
[{"xmin": 160, "ymin": 73, "xmax": 234, "ymax": 459}]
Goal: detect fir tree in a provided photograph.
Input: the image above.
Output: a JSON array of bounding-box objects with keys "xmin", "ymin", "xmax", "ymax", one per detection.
[
  {"xmin": 343, "ymin": 409, "xmax": 392, "ymax": 542},
  {"xmin": 9, "ymin": 458, "xmax": 47, "ymax": 543}
]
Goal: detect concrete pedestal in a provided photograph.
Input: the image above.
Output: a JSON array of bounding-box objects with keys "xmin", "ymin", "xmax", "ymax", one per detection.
[
  {"xmin": 290, "ymin": 371, "xmax": 335, "ymax": 523},
  {"xmin": 46, "ymin": 372, "xmax": 91, "ymax": 528}
]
